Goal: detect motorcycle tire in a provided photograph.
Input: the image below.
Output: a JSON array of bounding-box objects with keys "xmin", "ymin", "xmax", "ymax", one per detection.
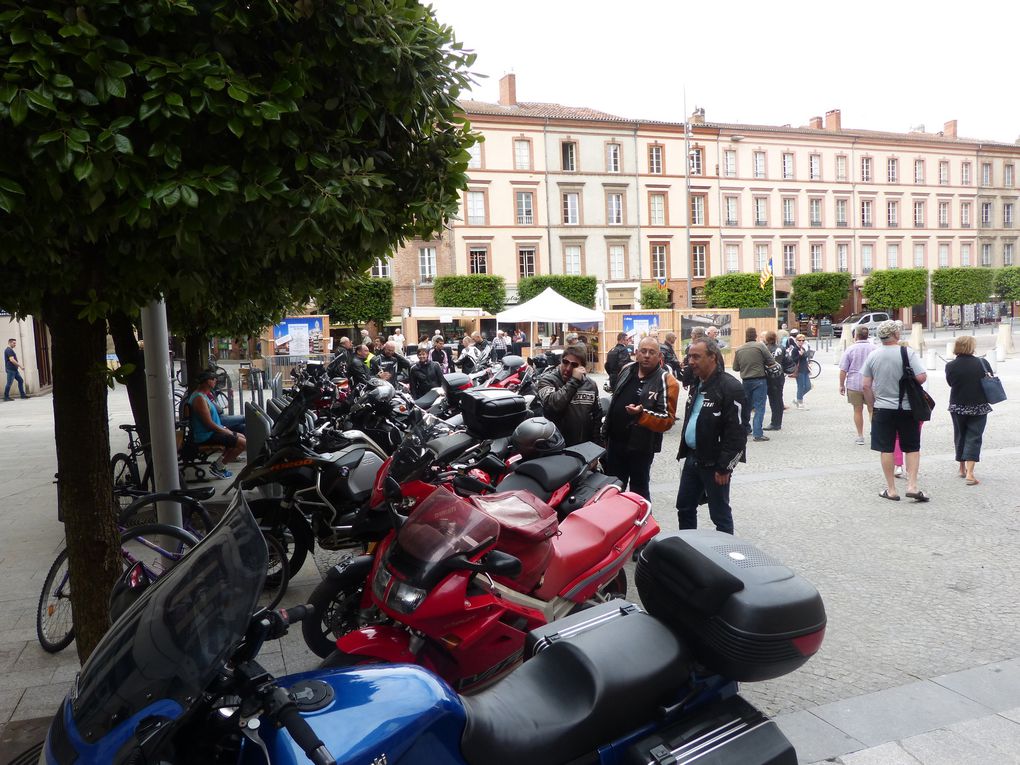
[
  {"xmin": 248, "ymin": 497, "xmax": 309, "ymax": 585},
  {"xmin": 302, "ymin": 555, "xmax": 375, "ymax": 658}
]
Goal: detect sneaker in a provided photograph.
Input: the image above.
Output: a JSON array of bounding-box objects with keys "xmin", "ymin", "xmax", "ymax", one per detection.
[
  {"xmin": 893, "ymin": 466, "xmax": 905, "ymax": 479},
  {"xmin": 855, "ymin": 436, "xmax": 866, "ymax": 445},
  {"xmin": 210, "ymin": 465, "xmax": 233, "ymax": 479},
  {"xmin": 753, "ymin": 435, "xmax": 770, "ymax": 442}
]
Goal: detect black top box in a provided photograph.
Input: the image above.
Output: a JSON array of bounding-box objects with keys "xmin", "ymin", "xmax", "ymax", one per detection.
[
  {"xmin": 459, "ymin": 388, "xmax": 530, "ymax": 438},
  {"xmin": 636, "ymin": 531, "xmax": 826, "ymax": 682}
]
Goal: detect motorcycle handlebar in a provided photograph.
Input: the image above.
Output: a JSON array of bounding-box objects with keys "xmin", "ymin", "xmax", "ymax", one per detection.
[
  {"xmin": 279, "ymin": 604, "xmax": 314, "ymax": 626},
  {"xmin": 269, "ymin": 687, "xmax": 337, "ymax": 765}
]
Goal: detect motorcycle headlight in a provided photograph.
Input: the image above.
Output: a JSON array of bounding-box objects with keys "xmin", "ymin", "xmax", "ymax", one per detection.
[
  {"xmin": 372, "ymin": 565, "xmax": 392, "ymax": 602},
  {"xmin": 386, "ymin": 581, "xmax": 427, "ymax": 615}
]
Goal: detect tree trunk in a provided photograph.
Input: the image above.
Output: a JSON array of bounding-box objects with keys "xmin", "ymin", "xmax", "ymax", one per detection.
[
  {"xmin": 109, "ymin": 311, "xmax": 150, "ymax": 445},
  {"xmin": 183, "ymin": 333, "xmax": 208, "ymax": 391},
  {"xmin": 46, "ymin": 303, "xmax": 121, "ymax": 663}
]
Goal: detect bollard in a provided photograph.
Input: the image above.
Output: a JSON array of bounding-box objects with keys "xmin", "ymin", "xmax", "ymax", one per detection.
[
  {"xmin": 986, "ymin": 354, "xmax": 998, "ymax": 373},
  {"xmin": 996, "ymin": 345, "xmax": 1006, "ymax": 362},
  {"xmin": 945, "ymin": 341, "xmax": 954, "ymax": 357},
  {"xmin": 926, "ymin": 349, "xmax": 936, "ymax": 370}
]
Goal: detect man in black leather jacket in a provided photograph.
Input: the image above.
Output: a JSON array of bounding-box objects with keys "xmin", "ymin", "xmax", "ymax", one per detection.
[
  {"xmin": 369, "ymin": 341, "xmax": 411, "ymax": 381},
  {"xmin": 675, "ymin": 339, "xmax": 747, "ymax": 534},
  {"xmin": 603, "ymin": 333, "xmax": 632, "ymax": 390},
  {"xmin": 409, "ymin": 347, "xmax": 445, "ymax": 399},
  {"xmin": 536, "ymin": 344, "xmax": 603, "ymax": 447}
]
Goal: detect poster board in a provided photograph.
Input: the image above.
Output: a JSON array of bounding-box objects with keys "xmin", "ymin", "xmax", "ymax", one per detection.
[{"xmin": 271, "ymin": 315, "xmax": 329, "ymax": 356}]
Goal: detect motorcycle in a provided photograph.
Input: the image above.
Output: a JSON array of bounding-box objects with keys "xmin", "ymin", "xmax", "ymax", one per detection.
[{"xmin": 29, "ymin": 494, "xmax": 825, "ymax": 765}]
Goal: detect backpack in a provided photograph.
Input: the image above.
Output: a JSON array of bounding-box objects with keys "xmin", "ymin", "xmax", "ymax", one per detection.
[{"xmin": 780, "ymin": 345, "xmax": 797, "ymax": 374}]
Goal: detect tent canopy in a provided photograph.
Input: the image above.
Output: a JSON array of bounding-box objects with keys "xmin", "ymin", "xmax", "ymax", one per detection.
[{"xmin": 496, "ymin": 287, "xmax": 604, "ymax": 324}]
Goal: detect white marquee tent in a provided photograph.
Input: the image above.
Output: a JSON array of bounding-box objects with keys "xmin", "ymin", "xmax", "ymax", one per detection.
[{"xmin": 496, "ymin": 287, "xmax": 604, "ymax": 351}]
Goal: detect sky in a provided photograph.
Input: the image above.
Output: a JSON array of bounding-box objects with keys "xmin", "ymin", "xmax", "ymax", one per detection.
[{"xmin": 428, "ymin": 0, "xmax": 1020, "ymax": 144}]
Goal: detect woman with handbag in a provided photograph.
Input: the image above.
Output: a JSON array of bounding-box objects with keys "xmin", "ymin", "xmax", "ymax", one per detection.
[{"xmin": 945, "ymin": 335, "xmax": 994, "ymax": 485}]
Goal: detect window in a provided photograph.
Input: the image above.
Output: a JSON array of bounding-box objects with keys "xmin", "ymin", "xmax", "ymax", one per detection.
[
  {"xmin": 469, "ymin": 247, "xmax": 488, "ymax": 274},
  {"xmin": 724, "ymin": 196, "xmax": 738, "ymax": 226},
  {"xmin": 753, "ymin": 151, "xmax": 766, "ymax": 178},
  {"xmin": 467, "ymin": 142, "xmax": 482, "ymax": 169},
  {"xmin": 860, "ymin": 156, "xmax": 872, "ymax": 182},
  {"xmin": 836, "ymin": 198, "xmax": 848, "ymax": 226},
  {"xmin": 515, "ymin": 191, "xmax": 534, "ymax": 225},
  {"xmin": 887, "ymin": 158, "xmax": 898, "ymax": 183},
  {"xmin": 938, "ymin": 242, "xmax": 950, "ymax": 267},
  {"xmin": 1004, "ymin": 242, "xmax": 1014, "ymax": 266},
  {"xmin": 809, "ymin": 154, "xmax": 821, "ymax": 180},
  {"xmin": 811, "ymin": 243, "xmax": 823, "ymax": 272},
  {"xmin": 861, "ymin": 244, "xmax": 873, "ymax": 274},
  {"xmin": 649, "ymin": 192, "xmax": 666, "ymax": 226},
  {"xmin": 938, "ymin": 201, "xmax": 950, "ymax": 227},
  {"xmin": 755, "ymin": 244, "xmax": 768, "ymax": 272},
  {"xmin": 564, "ymin": 244, "xmax": 582, "ymax": 275},
  {"xmin": 837, "ymin": 243, "xmax": 848, "ymax": 272},
  {"xmin": 689, "ymin": 148, "xmax": 703, "ymax": 176},
  {"xmin": 723, "ymin": 150, "xmax": 736, "ymax": 177},
  {"xmin": 783, "ymin": 243, "xmax": 797, "ymax": 275},
  {"xmin": 609, "ymin": 244, "xmax": 626, "ymax": 280},
  {"xmin": 691, "ymin": 195, "xmax": 705, "ymax": 226},
  {"xmin": 561, "ymin": 141, "xmax": 577, "ymax": 171},
  {"xmin": 981, "ymin": 243, "xmax": 992, "ymax": 266},
  {"xmin": 418, "ymin": 246, "xmax": 437, "ymax": 282},
  {"xmin": 606, "ymin": 192, "xmax": 624, "ymax": 225},
  {"xmin": 961, "ymin": 201, "xmax": 971, "ymax": 227},
  {"xmin": 887, "ymin": 200, "xmax": 899, "ymax": 227},
  {"xmin": 836, "ymin": 155, "xmax": 847, "ymax": 181},
  {"xmin": 782, "ymin": 197, "xmax": 796, "ymax": 226},
  {"xmin": 648, "ymin": 145, "xmax": 663, "ymax": 174},
  {"xmin": 562, "ymin": 191, "xmax": 579, "ymax": 225},
  {"xmin": 981, "ymin": 202, "xmax": 992, "ymax": 226},
  {"xmin": 513, "ymin": 139, "xmax": 532, "ymax": 170},
  {"xmin": 651, "ymin": 243, "xmax": 667, "ymax": 279},
  {"xmin": 914, "ymin": 159, "xmax": 925, "ymax": 184},
  {"xmin": 606, "ymin": 142, "xmax": 621, "ymax": 173},
  {"xmin": 913, "ymin": 243, "xmax": 925, "ymax": 268},
  {"xmin": 962, "ymin": 162, "xmax": 972, "ymax": 185},
  {"xmin": 518, "ymin": 246, "xmax": 536, "ymax": 279},
  {"xmin": 782, "ymin": 152, "xmax": 794, "ymax": 179},
  {"xmin": 1005, "ymin": 202, "xmax": 1014, "ymax": 227},
  {"xmin": 753, "ymin": 196, "xmax": 768, "ymax": 225},
  {"xmin": 860, "ymin": 199, "xmax": 873, "ymax": 227},
  {"xmin": 961, "ymin": 243, "xmax": 971, "ymax": 266},
  {"xmin": 886, "ymin": 243, "xmax": 899, "ymax": 269},
  {"xmin": 939, "ymin": 161, "xmax": 949, "ymax": 185},
  {"xmin": 1006, "ymin": 164, "xmax": 1015, "ymax": 187},
  {"xmin": 691, "ymin": 244, "xmax": 706, "ymax": 278},
  {"xmin": 913, "ymin": 200, "xmax": 925, "ymax": 227},
  {"xmin": 982, "ymin": 162, "xmax": 992, "ymax": 186},
  {"xmin": 725, "ymin": 243, "xmax": 740, "ymax": 273},
  {"xmin": 809, "ymin": 198, "xmax": 822, "ymax": 226},
  {"xmin": 466, "ymin": 190, "xmax": 487, "ymax": 225},
  {"xmin": 370, "ymin": 257, "xmax": 391, "ymax": 278}
]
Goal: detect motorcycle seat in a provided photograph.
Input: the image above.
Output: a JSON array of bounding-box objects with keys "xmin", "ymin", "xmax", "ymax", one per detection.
[
  {"xmin": 414, "ymin": 388, "xmax": 441, "ymax": 409},
  {"xmin": 509, "ymin": 454, "xmax": 585, "ymax": 493},
  {"xmin": 494, "ymin": 472, "xmax": 552, "ymax": 503},
  {"xmin": 460, "ymin": 609, "xmax": 690, "ymax": 765},
  {"xmin": 427, "ymin": 431, "xmax": 477, "ymax": 465}
]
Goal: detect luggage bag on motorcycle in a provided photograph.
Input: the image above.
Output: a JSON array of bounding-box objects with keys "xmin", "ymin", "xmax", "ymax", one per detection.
[
  {"xmin": 460, "ymin": 388, "xmax": 530, "ymax": 437},
  {"xmin": 470, "ymin": 490, "xmax": 558, "ymax": 591},
  {"xmin": 636, "ymin": 531, "xmax": 826, "ymax": 682},
  {"xmin": 524, "ymin": 600, "xmax": 644, "ymax": 658}
]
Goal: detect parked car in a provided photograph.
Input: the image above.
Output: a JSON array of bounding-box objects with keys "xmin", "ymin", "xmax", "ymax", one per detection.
[{"xmin": 833, "ymin": 311, "xmax": 891, "ymax": 338}]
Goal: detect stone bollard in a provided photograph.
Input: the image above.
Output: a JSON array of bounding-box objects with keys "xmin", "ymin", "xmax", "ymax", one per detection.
[
  {"xmin": 909, "ymin": 322, "xmax": 925, "ymax": 353},
  {"xmin": 926, "ymin": 349, "xmax": 936, "ymax": 370},
  {"xmin": 946, "ymin": 341, "xmax": 955, "ymax": 357},
  {"xmin": 986, "ymin": 354, "xmax": 998, "ymax": 373},
  {"xmin": 997, "ymin": 321, "xmax": 1015, "ymax": 355},
  {"xmin": 996, "ymin": 345, "xmax": 1006, "ymax": 362}
]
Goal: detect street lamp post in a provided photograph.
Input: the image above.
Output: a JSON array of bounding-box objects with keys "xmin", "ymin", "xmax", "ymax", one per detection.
[{"xmin": 684, "ymin": 115, "xmax": 693, "ymax": 309}]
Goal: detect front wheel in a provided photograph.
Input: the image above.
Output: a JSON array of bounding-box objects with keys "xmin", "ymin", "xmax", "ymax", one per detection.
[
  {"xmin": 37, "ymin": 549, "xmax": 74, "ymax": 653},
  {"xmin": 302, "ymin": 556, "xmax": 375, "ymax": 658},
  {"xmin": 808, "ymin": 359, "xmax": 822, "ymax": 379}
]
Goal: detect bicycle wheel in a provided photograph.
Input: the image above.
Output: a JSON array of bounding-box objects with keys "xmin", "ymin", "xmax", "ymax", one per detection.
[
  {"xmin": 111, "ymin": 453, "xmax": 140, "ymax": 514},
  {"xmin": 808, "ymin": 359, "xmax": 822, "ymax": 379},
  {"xmin": 36, "ymin": 549, "xmax": 75, "ymax": 653},
  {"xmin": 261, "ymin": 534, "xmax": 290, "ymax": 610},
  {"xmin": 118, "ymin": 524, "xmax": 200, "ymax": 580},
  {"xmin": 118, "ymin": 493, "xmax": 213, "ymax": 538}
]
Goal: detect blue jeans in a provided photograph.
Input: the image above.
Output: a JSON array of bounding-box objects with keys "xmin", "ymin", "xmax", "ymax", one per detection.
[
  {"xmin": 795, "ymin": 369, "xmax": 811, "ymax": 402},
  {"xmin": 741, "ymin": 378, "xmax": 768, "ymax": 438},
  {"xmin": 675, "ymin": 457, "xmax": 734, "ymax": 534},
  {"xmin": 4, "ymin": 370, "xmax": 25, "ymax": 399},
  {"xmin": 220, "ymin": 414, "xmax": 246, "ymax": 434},
  {"xmin": 951, "ymin": 413, "xmax": 986, "ymax": 462}
]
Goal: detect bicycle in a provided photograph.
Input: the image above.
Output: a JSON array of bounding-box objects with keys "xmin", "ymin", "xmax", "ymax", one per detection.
[
  {"xmin": 808, "ymin": 358, "xmax": 822, "ymax": 379},
  {"xmin": 111, "ymin": 424, "xmax": 155, "ymax": 512}
]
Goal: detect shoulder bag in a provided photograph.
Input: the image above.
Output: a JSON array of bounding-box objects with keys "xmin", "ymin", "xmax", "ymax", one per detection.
[
  {"xmin": 898, "ymin": 346, "xmax": 934, "ymax": 422},
  {"xmin": 979, "ymin": 357, "xmax": 1007, "ymax": 405}
]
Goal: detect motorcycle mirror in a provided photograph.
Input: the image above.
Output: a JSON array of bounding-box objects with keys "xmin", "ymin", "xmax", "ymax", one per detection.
[
  {"xmin": 447, "ymin": 550, "xmax": 522, "ymax": 577},
  {"xmin": 109, "ymin": 561, "xmax": 151, "ymax": 623}
]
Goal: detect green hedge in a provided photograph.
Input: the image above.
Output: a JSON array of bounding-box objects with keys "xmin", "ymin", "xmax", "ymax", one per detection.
[
  {"xmin": 433, "ymin": 274, "xmax": 506, "ymax": 314},
  {"xmin": 994, "ymin": 267, "xmax": 1020, "ymax": 302},
  {"xmin": 931, "ymin": 267, "xmax": 995, "ymax": 307},
  {"xmin": 790, "ymin": 272, "xmax": 853, "ymax": 316},
  {"xmin": 860, "ymin": 268, "xmax": 927, "ymax": 311},
  {"xmin": 318, "ymin": 278, "xmax": 393, "ymax": 327},
  {"xmin": 704, "ymin": 274, "xmax": 771, "ymax": 308},
  {"xmin": 640, "ymin": 285, "xmax": 672, "ymax": 309},
  {"xmin": 519, "ymin": 275, "xmax": 597, "ymax": 307}
]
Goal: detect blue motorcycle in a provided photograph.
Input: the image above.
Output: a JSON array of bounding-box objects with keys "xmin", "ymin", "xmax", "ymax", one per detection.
[{"xmin": 29, "ymin": 494, "xmax": 825, "ymax": 765}]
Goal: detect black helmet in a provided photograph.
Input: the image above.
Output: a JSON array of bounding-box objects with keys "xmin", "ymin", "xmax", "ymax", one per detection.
[
  {"xmin": 511, "ymin": 417, "xmax": 565, "ymax": 460},
  {"xmin": 364, "ymin": 380, "xmax": 395, "ymax": 406}
]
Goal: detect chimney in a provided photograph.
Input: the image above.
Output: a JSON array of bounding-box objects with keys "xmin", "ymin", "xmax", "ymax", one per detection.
[
  {"xmin": 809, "ymin": 116, "xmax": 823, "ymax": 129},
  {"xmin": 943, "ymin": 119, "xmax": 957, "ymax": 138},
  {"xmin": 498, "ymin": 73, "xmax": 517, "ymax": 106},
  {"xmin": 689, "ymin": 107, "xmax": 706, "ymax": 125},
  {"xmin": 824, "ymin": 109, "xmax": 841, "ymax": 131}
]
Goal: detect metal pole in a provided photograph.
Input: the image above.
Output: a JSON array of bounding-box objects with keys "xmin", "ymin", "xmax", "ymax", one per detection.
[
  {"xmin": 140, "ymin": 299, "xmax": 182, "ymax": 527},
  {"xmin": 683, "ymin": 90, "xmax": 693, "ymax": 309}
]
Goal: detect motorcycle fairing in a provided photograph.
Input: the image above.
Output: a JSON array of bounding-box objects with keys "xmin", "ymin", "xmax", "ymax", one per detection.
[{"xmin": 45, "ymin": 697, "xmax": 184, "ymax": 765}]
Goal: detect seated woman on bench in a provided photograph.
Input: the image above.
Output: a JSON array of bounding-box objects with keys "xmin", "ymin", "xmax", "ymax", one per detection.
[{"xmin": 189, "ymin": 371, "xmax": 246, "ymax": 479}]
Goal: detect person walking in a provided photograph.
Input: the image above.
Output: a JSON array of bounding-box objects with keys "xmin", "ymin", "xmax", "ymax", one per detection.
[
  {"xmin": 675, "ymin": 338, "xmax": 747, "ymax": 534},
  {"xmin": 535, "ymin": 344, "xmax": 603, "ymax": 447},
  {"xmin": 731, "ymin": 327, "xmax": 781, "ymax": 442},
  {"xmin": 430, "ymin": 336, "xmax": 451, "ymax": 373},
  {"xmin": 763, "ymin": 330, "xmax": 786, "ymax": 431},
  {"xmin": 945, "ymin": 335, "xmax": 993, "ymax": 485},
  {"xmin": 601, "ymin": 337, "xmax": 679, "ymax": 499},
  {"xmin": 861, "ymin": 320, "xmax": 929, "ymax": 502},
  {"xmin": 659, "ymin": 332, "xmax": 681, "ymax": 376},
  {"xmin": 603, "ymin": 332, "xmax": 632, "ymax": 391},
  {"xmin": 838, "ymin": 326, "xmax": 876, "ymax": 444},
  {"xmin": 787, "ymin": 333, "xmax": 812, "ymax": 409},
  {"xmin": 4, "ymin": 338, "xmax": 28, "ymax": 400}
]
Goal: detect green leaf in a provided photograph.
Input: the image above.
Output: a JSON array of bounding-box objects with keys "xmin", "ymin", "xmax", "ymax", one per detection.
[
  {"xmin": 113, "ymin": 134, "xmax": 133, "ymax": 154},
  {"xmin": 180, "ymin": 185, "xmax": 199, "ymax": 208},
  {"xmin": 76, "ymin": 89, "xmax": 98, "ymax": 106},
  {"xmin": 104, "ymin": 61, "xmax": 133, "ymax": 79},
  {"xmin": 294, "ymin": 153, "xmax": 308, "ymax": 171},
  {"xmin": 26, "ymin": 90, "xmax": 56, "ymax": 111},
  {"xmin": 9, "ymin": 95, "xmax": 28, "ymax": 126},
  {"xmin": 227, "ymin": 118, "xmax": 244, "ymax": 137},
  {"xmin": 73, "ymin": 158, "xmax": 94, "ymax": 182},
  {"xmin": 0, "ymin": 84, "xmax": 15, "ymax": 104},
  {"xmin": 9, "ymin": 27, "xmax": 30, "ymax": 45},
  {"xmin": 227, "ymin": 85, "xmax": 249, "ymax": 103},
  {"xmin": 0, "ymin": 190, "xmax": 16, "ymax": 213},
  {"xmin": 106, "ymin": 76, "xmax": 127, "ymax": 99},
  {"xmin": 139, "ymin": 101, "xmax": 159, "ymax": 121},
  {"xmin": 162, "ymin": 187, "xmax": 181, "ymax": 207},
  {"xmin": 109, "ymin": 116, "xmax": 134, "ymax": 130},
  {"xmin": 88, "ymin": 188, "xmax": 105, "ymax": 211},
  {"xmin": 51, "ymin": 74, "xmax": 74, "ymax": 88},
  {"xmin": 0, "ymin": 177, "xmax": 25, "ymax": 195},
  {"xmin": 67, "ymin": 128, "xmax": 90, "ymax": 143},
  {"xmin": 37, "ymin": 131, "xmax": 63, "ymax": 145},
  {"xmin": 165, "ymin": 92, "xmax": 184, "ymax": 107},
  {"xmin": 203, "ymin": 76, "xmax": 225, "ymax": 91}
]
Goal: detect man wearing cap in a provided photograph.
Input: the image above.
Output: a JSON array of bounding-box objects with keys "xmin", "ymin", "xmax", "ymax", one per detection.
[
  {"xmin": 860, "ymin": 320, "xmax": 929, "ymax": 502},
  {"xmin": 188, "ymin": 371, "xmax": 246, "ymax": 478}
]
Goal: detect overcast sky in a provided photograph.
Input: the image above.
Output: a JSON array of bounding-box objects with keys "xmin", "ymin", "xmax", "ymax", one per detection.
[{"xmin": 429, "ymin": 0, "xmax": 1020, "ymax": 144}]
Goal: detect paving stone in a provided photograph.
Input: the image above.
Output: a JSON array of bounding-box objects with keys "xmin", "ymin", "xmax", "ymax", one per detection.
[
  {"xmin": 0, "ymin": 688, "xmax": 24, "ymax": 724},
  {"xmin": 946, "ymin": 713, "xmax": 1020, "ymax": 761},
  {"xmin": 11, "ymin": 683, "xmax": 71, "ymax": 721},
  {"xmin": 896, "ymin": 726, "xmax": 1020, "ymax": 765},
  {"xmin": 838, "ymin": 740, "xmax": 934, "ymax": 765},
  {"xmin": 774, "ymin": 708, "xmax": 863, "ymax": 764},
  {"xmin": 931, "ymin": 658, "xmax": 1020, "ymax": 711}
]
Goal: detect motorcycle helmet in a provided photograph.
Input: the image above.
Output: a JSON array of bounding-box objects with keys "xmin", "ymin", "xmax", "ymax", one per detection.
[
  {"xmin": 511, "ymin": 417, "xmax": 566, "ymax": 460},
  {"xmin": 364, "ymin": 379, "xmax": 395, "ymax": 406}
]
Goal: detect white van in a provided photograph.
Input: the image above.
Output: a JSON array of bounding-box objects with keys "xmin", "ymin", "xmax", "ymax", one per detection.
[{"xmin": 833, "ymin": 311, "xmax": 891, "ymax": 339}]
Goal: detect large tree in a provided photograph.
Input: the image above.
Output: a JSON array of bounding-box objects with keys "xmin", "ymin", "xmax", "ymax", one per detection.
[
  {"xmin": 0, "ymin": 0, "xmax": 475, "ymax": 660},
  {"xmin": 704, "ymin": 274, "xmax": 772, "ymax": 308},
  {"xmin": 860, "ymin": 268, "xmax": 927, "ymax": 312},
  {"xmin": 790, "ymin": 272, "xmax": 853, "ymax": 316}
]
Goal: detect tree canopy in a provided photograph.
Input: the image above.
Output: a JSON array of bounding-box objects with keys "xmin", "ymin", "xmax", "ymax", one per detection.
[
  {"xmin": 931, "ymin": 267, "xmax": 996, "ymax": 307},
  {"xmin": 704, "ymin": 274, "xmax": 772, "ymax": 308},
  {"xmin": 639, "ymin": 285, "xmax": 672, "ymax": 310},
  {"xmin": 519, "ymin": 275, "xmax": 598, "ymax": 308},
  {"xmin": 318, "ymin": 278, "xmax": 393, "ymax": 328},
  {"xmin": 790, "ymin": 272, "xmax": 852, "ymax": 316},
  {"xmin": 860, "ymin": 269, "xmax": 927, "ymax": 311},
  {"xmin": 994, "ymin": 267, "xmax": 1020, "ymax": 302},
  {"xmin": 434, "ymin": 275, "xmax": 506, "ymax": 314}
]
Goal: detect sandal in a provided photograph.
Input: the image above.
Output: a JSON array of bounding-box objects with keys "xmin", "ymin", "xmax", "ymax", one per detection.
[
  {"xmin": 878, "ymin": 489, "xmax": 900, "ymax": 501},
  {"xmin": 965, "ymin": 478, "xmax": 980, "ymax": 486},
  {"xmin": 905, "ymin": 490, "xmax": 930, "ymax": 502}
]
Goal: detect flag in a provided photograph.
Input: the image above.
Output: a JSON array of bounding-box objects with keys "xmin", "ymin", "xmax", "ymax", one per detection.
[
  {"xmin": 759, "ymin": 257, "xmax": 773, "ymax": 289},
  {"xmin": 657, "ymin": 277, "xmax": 667, "ymax": 289}
]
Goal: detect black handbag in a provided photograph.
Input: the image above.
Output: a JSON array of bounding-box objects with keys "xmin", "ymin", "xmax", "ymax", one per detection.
[
  {"xmin": 979, "ymin": 358, "xmax": 1007, "ymax": 405},
  {"xmin": 898, "ymin": 347, "xmax": 934, "ymax": 422}
]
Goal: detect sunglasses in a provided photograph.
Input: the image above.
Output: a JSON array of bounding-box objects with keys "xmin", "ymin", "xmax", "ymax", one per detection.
[{"xmin": 561, "ymin": 360, "xmax": 582, "ymax": 369}]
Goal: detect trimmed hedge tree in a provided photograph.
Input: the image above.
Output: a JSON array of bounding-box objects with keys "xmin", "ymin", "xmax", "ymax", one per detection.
[
  {"xmin": 790, "ymin": 272, "xmax": 853, "ymax": 316},
  {"xmin": 704, "ymin": 274, "xmax": 771, "ymax": 308},
  {"xmin": 861, "ymin": 269, "xmax": 928, "ymax": 311},
  {"xmin": 519, "ymin": 275, "xmax": 597, "ymax": 307},
  {"xmin": 995, "ymin": 266, "xmax": 1020, "ymax": 302},
  {"xmin": 319, "ymin": 278, "xmax": 393, "ymax": 328},
  {"xmin": 640, "ymin": 285, "xmax": 672, "ymax": 309},
  {"xmin": 931, "ymin": 267, "xmax": 996, "ymax": 309},
  {"xmin": 434, "ymin": 274, "xmax": 506, "ymax": 314}
]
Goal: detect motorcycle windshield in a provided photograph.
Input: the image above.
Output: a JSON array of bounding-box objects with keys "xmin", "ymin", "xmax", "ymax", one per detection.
[
  {"xmin": 388, "ymin": 487, "xmax": 499, "ymax": 585},
  {"xmin": 71, "ymin": 494, "xmax": 267, "ymax": 744}
]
